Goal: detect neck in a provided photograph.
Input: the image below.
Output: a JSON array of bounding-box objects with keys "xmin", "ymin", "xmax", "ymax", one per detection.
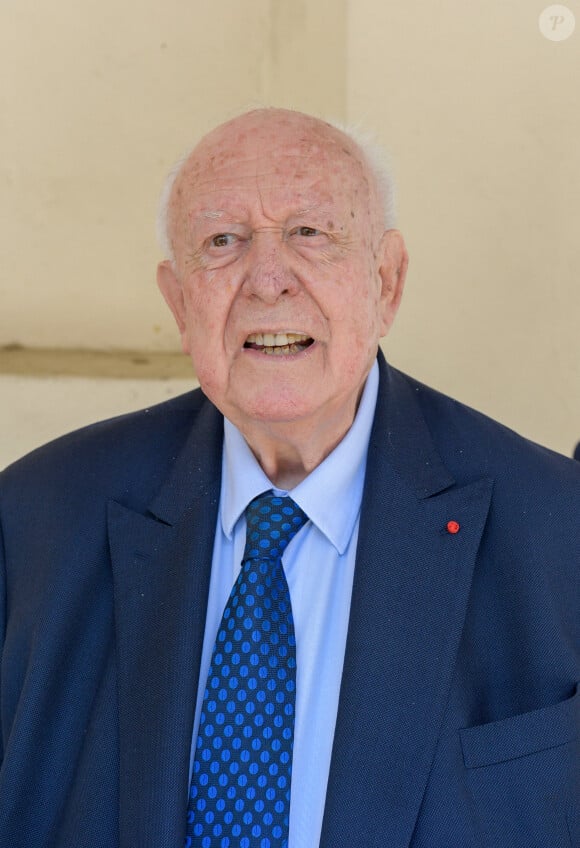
[{"xmin": 235, "ymin": 400, "xmax": 360, "ymax": 490}]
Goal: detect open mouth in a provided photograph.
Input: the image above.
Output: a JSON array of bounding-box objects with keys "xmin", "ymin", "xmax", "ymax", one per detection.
[{"xmin": 244, "ymin": 332, "xmax": 314, "ymax": 356}]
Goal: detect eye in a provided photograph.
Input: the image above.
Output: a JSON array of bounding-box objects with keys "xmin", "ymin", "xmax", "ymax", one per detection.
[
  {"xmin": 210, "ymin": 233, "xmax": 238, "ymax": 248},
  {"xmin": 295, "ymin": 226, "xmax": 321, "ymax": 237}
]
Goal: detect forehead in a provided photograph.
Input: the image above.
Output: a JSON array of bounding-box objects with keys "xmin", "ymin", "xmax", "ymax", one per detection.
[{"xmin": 174, "ymin": 114, "xmax": 372, "ymax": 219}]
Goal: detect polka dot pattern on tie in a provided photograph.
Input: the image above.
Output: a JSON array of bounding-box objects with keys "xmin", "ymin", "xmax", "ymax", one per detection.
[{"xmin": 186, "ymin": 493, "xmax": 308, "ymax": 848}]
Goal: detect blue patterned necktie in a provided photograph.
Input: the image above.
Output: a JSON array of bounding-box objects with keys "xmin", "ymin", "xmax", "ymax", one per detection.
[{"xmin": 186, "ymin": 492, "xmax": 308, "ymax": 848}]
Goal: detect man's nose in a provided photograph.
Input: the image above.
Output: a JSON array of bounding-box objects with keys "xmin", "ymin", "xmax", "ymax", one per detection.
[{"xmin": 242, "ymin": 229, "xmax": 299, "ymax": 303}]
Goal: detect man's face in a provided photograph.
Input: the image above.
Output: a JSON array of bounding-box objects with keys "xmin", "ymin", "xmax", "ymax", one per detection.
[{"xmin": 158, "ymin": 111, "xmax": 406, "ymax": 438}]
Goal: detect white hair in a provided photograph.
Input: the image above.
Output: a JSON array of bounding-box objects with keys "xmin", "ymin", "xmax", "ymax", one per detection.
[
  {"xmin": 155, "ymin": 111, "xmax": 398, "ymax": 261},
  {"xmin": 156, "ymin": 149, "xmax": 191, "ymax": 261}
]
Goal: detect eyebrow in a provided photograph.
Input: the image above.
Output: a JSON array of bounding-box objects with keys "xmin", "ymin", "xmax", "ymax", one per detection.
[
  {"xmin": 188, "ymin": 209, "xmax": 230, "ymax": 229},
  {"xmin": 192, "ymin": 202, "xmax": 326, "ymax": 225},
  {"xmin": 200, "ymin": 210, "xmax": 226, "ymax": 219}
]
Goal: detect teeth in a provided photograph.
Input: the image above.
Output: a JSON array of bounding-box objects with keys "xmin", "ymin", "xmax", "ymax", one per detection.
[
  {"xmin": 246, "ymin": 332, "xmax": 310, "ymax": 346},
  {"xmin": 244, "ymin": 331, "xmax": 313, "ymax": 357},
  {"xmin": 264, "ymin": 344, "xmax": 290, "ymax": 355}
]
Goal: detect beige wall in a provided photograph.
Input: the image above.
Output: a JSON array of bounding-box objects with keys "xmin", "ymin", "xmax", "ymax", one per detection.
[
  {"xmin": 1, "ymin": 0, "xmax": 579, "ymax": 466},
  {"xmin": 1, "ymin": 0, "xmax": 346, "ymax": 351},
  {"xmin": 347, "ymin": 0, "xmax": 580, "ymax": 457}
]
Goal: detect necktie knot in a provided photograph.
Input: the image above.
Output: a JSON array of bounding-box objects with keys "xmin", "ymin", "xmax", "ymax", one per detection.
[{"xmin": 243, "ymin": 493, "xmax": 308, "ymax": 563}]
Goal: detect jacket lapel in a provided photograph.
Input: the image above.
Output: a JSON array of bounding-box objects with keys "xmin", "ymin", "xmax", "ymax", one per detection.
[
  {"xmin": 108, "ymin": 398, "xmax": 223, "ymax": 847},
  {"xmin": 320, "ymin": 359, "xmax": 493, "ymax": 847}
]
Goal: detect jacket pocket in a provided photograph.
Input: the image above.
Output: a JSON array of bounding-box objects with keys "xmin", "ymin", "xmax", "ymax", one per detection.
[
  {"xmin": 457, "ymin": 686, "xmax": 579, "ymax": 848},
  {"xmin": 460, "ymin": 683, "xmax": 579, "ymax": 769}
]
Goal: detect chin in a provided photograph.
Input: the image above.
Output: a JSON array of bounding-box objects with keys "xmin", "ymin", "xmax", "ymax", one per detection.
[{"xmin": 233, "ymin": 393, "xmax": 319, "ymax": 427}]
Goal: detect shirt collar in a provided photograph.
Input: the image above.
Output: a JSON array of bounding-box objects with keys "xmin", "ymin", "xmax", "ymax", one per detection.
[{"xmin": 220, "ymin": 359, "xmax": 379, "ymax": 554}]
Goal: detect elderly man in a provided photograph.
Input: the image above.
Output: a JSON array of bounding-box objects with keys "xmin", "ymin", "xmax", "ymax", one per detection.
[{"xmin": 0, "ymin": 109, "xmax": 578, "ymax": 848}]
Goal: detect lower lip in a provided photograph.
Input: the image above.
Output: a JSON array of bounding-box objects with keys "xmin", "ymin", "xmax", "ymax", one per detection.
[{"xmin": 243, "ymin": 341, "xmax": 316, "ymax": 360}]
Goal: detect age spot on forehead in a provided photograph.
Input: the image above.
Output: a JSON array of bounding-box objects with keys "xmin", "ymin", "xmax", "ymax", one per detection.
[{"xmin": 185, "ymin": 158, "xmax": 202, "ymax": 180}]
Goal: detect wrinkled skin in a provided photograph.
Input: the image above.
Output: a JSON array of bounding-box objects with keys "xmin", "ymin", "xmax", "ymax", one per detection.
[{"xmin": 158, "ymin": 109, "xmax": 408, "ymax": 487}]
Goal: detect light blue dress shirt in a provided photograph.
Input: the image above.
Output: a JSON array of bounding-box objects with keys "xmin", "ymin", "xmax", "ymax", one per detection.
[{"xmin": 190, "ymin": 360, "xmax": 379, "ymax": 848}]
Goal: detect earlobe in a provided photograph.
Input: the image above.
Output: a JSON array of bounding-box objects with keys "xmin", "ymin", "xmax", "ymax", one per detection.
[
  {"xmin": 157, "ymin": 260, "xmax": 189, "ymax": 352},
  {"xmin": 378, "ymin": 230, "xmax": 409, "ymax": 335}
]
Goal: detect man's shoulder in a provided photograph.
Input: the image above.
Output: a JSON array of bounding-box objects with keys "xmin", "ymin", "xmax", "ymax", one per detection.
[
  {"xmin": 388, "ymin": 364, "xmax": 580, "ymax": 493},
  {"xmin": 0, "ymin": 386, "xmax": 214, "ymax": 508}
]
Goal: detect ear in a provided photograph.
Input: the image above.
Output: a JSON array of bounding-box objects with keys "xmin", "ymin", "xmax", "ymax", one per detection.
[
  {"xmin": 377, "ymin": 229, "xmax": 408, "ymax": 336},
  {"xmin": 157, "ymin": 260, "xmax": 190, "ymax": 353}
]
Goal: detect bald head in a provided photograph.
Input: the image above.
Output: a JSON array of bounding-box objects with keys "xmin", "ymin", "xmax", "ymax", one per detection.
[{"xmin": 157, "ymin": 108, "xmax": 395, "ymax": 262}]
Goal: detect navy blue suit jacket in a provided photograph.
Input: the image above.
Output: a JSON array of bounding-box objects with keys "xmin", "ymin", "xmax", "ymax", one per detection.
[{"xmin": 1, "ymin": 354, "xmax": 579, "ymax": 847}]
